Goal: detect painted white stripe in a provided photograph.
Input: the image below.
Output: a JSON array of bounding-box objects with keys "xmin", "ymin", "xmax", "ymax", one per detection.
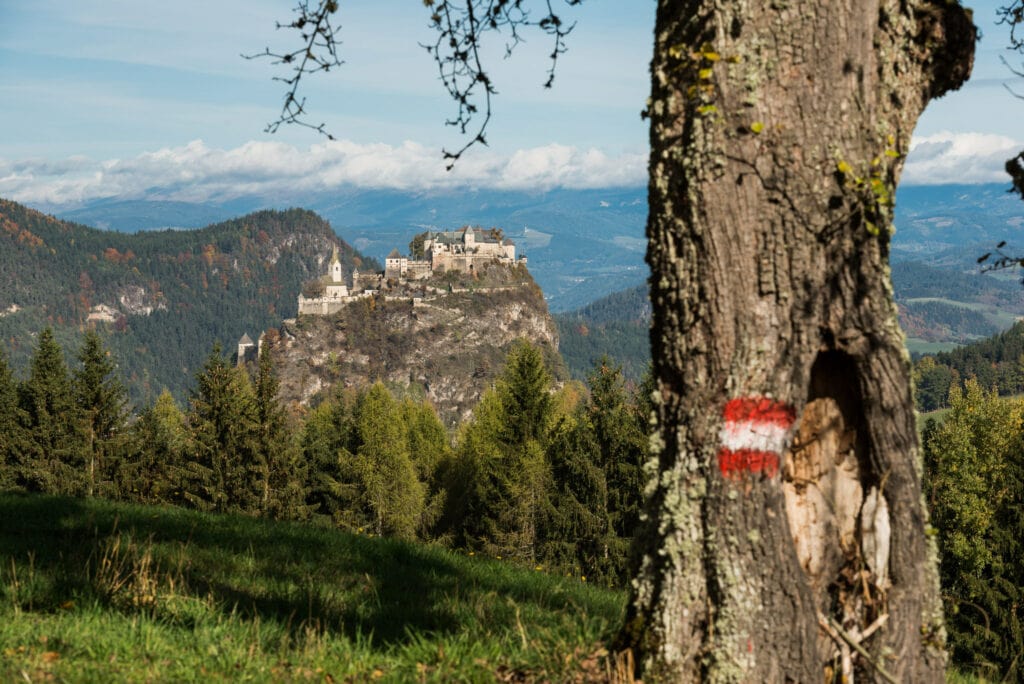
[{"xmin": 719, "ymin": 421, "xmax": 789, "ymax": 454}]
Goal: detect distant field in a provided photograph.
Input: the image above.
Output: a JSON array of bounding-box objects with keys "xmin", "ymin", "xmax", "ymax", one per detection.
[
  {"xmin": 0, "ymin": 495, "xmax": 625, "ymax": 682},
  {"xmin": 906, "ymin": 338, "xmax": 961, "ymax": 355},
  {"xmin": 917, "ymin": 406, "xmax": 952, "ymax": 433}
]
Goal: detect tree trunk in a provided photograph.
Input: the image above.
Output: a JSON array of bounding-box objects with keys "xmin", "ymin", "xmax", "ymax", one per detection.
[{"xmin": 621, "ymin": 1, "xmax": 975, "ymax": 681}]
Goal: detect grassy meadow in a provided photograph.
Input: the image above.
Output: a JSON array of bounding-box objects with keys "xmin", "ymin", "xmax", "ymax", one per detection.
[{"xmin": 0, "ymin": 494, "xmax": 626, "ymax": 682}]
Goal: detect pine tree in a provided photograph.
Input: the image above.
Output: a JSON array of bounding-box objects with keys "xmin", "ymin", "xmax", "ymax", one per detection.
[
  {"xmin": 73, "ymin": 330, "xmax": 128, "ymax": 497},
  {"xmin": 183, "ymin": 344, "xmax": 260, "ymax": 513},
  {"xmin": 18, "ymin": 328, "xmax": 83, "ymax": 494}
]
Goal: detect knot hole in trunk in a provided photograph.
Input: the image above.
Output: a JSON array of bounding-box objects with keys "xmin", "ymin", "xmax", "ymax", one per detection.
[{"xmin": 783, "ymin": 351, "xmax": 892, "ymax": 662}]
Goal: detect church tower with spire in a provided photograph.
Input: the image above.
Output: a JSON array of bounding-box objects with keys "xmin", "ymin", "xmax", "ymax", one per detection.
[{"xmin": 330, "ymin": 244, "xmax": 343, "ymax": 284}]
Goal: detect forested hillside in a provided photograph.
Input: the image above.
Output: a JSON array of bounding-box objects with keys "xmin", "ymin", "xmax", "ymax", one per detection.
[
  {"xmin": 555, "ymin": 284, "xmax": 651, "ymax": 383},
  {"xmin": 0, "ymin": 199, "xmax": 375, "ymax": 404},
  {"xmin": 914, "ymin": 320, "xmax": 1024, "ymax": 411}
]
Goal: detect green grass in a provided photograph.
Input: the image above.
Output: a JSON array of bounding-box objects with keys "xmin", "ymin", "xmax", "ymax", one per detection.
[
  {"xmin": 0, "ymin": 494, "xmax": 624, "ymax": 682},
  {"xmin": 905, "ymin": 338, "xmax": 962, "ymax": 355},
  {"xmin": 917, "ymin": 406, "xmax": 952, "ymax": 433}
]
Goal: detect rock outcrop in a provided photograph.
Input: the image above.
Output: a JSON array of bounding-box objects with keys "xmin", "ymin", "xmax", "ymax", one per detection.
[{"xmin": 271, "ymin": 263, "xmax": 562, "ymax": 425}]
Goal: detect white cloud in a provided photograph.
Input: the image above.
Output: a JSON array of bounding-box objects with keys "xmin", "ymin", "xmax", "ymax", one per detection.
[
  {"xmin": 903, "ymin": 131, "xmax": 1022, "ymax": 185},
  {"xmin": 0, "ymin": 140, "xmax": 647, "ymax": 206}
]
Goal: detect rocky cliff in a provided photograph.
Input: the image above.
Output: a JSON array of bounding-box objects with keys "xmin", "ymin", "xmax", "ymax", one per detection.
[{"xmin": 270, "ymin": 264, "xmax": 563, "ymax": 425}]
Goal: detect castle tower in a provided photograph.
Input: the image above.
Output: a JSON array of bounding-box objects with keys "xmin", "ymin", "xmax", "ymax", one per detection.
[
  {"xmin": 330, "ymin": 244, "xmax": 343, "ymax": 283},
  {"xmin": 237, "ymin": 332, "xmax": 255, "ymax": 365}
]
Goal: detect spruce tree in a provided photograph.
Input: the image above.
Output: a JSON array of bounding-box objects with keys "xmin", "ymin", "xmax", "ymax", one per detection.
[
  {"xmin": 0, "ymin": 350, "xmax": 28, "ymax": 490},
  {"xmin": 73, "ymin": 330, "xmax": 128, "ymax": 497},
  {"xmin": 400, "ymin": 396, "xmax": 452, "ymax": 537},
  {"xmin": 183, "ymin": 344, "xmax": 260, "ymax": 513},
  {"xmin": 498, "ymin": 341, "xmax": 552, "ymax": 445},
  {"xmin": 924, "ymin": 381, "xmax": 1024, "ymax": 677},
  {"xmin": 301, "ymin": 392, "xmax": 359, "ymax": 523},
  {"xmin": 452, "ymin": 341, "xmax": 556, "ymax": 560},
  {"xmin": 543, "ymin": 408, "xmax": 610, "ymax": 580},
  {"xmin": 18, "ymin": 328, "xmax": 83, "ymax": 494},
  {"xmin": 254, "ymin": 344, "xmax": 310, "ymax": 520},
  {"xmin": 586, "ymin": 357, "xmax": 646, "ymax": 577},
  {"xmin": 119, "ymin": 389, "xmax": 187, "ymax": 505}
]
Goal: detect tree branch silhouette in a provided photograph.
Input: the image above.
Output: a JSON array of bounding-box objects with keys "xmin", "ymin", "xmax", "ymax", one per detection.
[{"xmin": 249, "ymin": 0, "xmax": 583, "ymax": 168}]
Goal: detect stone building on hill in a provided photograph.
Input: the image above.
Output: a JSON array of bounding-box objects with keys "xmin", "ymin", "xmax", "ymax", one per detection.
[
  {"xmin": 385, "ymin": 226, "xmax": 521, "ymax": 280},
  {"xmin": 236, "ymin": 332, "xmax": 259, "ymax": 365},
  {"xmin": 426, "ymin": 226, "xmax": 518, "ymax": 274},
  {"xmin": 297, "ymin": 245, "xmax": 360, "ymax": 315},
  {"xmin": 298, "ymin": 227, "xmax": 525, "ymax": 316}
]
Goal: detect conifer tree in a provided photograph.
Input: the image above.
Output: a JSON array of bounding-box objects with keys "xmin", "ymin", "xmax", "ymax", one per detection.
[
  {"xmin": 924, "ymin": 381, "xmax": 1024, "ymax": 677},
  {"xmin": 119, "ymin": 389, "xmax": 187, "ymax": 505},
  {"xmin": 0, "ymin": 350, "xmax": 28, "ymax": 490},
  {"xmin": 400, "ymin": 396, "xmax": 452, "ymax": 537},
  {"xmin": 498, "ymin": 341, "xmax": 552, "ymax": 445},
  {"xmin": 18, "ymin": 328, "xmax": 83, "ymax": 494},
  {"xmin": 542, "ymin": 405, "xmax": 611, "ymax": 580},
  {"xmin": 586, "ymin": 357, "xmax": 646, "ymax": 576},
  {"xmin": 183, "ymin": 344, "xmax": 260, "ymax": 513},
  {"xmin": 73, "ymin": 330, "xmax": 128, "ymax": 497},
  {"xmin": 453, "ymin": 341, "xmax": 556, "ymax": 560},
  {"xmin": 352, "ymin": 383, "xmax": 424, "ymax": 540},
  {"xmin": 301, "ymin": 392, "xmax": 359, "ymax": 523},
  {"xmin": 254, "ymin": 344, "xmax": 310, "ymax": 520}
]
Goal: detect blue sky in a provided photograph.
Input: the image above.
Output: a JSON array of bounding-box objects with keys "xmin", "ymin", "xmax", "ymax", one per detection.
[{"xmin": 0, "ymin": 0, "xmax": 1022, "ymax": 205}]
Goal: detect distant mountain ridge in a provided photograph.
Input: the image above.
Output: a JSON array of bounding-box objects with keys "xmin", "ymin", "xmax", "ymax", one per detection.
[
  {"xmin": 48, "ymin": 187, "xmax": 650, "ymax": 313},
  {"xmin": 0, "ymin": 198, "xmax": 375, "ymax": 404},
  {"xmin": 42, "ymin": 181, "xmax": 1024, "ymax": 313}
]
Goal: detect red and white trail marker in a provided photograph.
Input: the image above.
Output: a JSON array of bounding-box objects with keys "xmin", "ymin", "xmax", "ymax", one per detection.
[{"xmin": 717, "ymin": 397, "xmax": 796, "ymax": 479}]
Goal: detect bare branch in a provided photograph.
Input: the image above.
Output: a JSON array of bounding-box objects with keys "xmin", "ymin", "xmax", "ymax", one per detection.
[
  {"xmin": 243, "ymin": 0, "xmax": 344, "ymax": 140},
  {"xmin": 250, "ymin": 1, "xmax": 583, "ymax": 167},
  {"xmin": 423, "ymin": 1, "xmax": 582, "ymax": 169},
  {"xmin": 998, "ymin": 1, "xmax": 1024, "ymax": 52}
]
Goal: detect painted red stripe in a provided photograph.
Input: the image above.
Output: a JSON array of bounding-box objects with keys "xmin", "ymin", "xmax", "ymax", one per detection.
[
  {"xmin": 722, "ymin": 397, "xmax": 795, "ymax": 428},
  {"xmin": 717, "ymin": 448, "xmax": 781, "ymax": 479}
]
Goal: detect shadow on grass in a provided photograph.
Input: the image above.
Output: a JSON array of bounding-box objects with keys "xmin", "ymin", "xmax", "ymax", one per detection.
[{"xmin": 0, "ymin": 493, "xmax": 613, "ymax": 648}]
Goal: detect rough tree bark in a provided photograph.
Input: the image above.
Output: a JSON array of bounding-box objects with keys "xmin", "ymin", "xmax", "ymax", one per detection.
[{"xmin": 620, "ymin": 2, "xmax": 975, "ymax": 681}]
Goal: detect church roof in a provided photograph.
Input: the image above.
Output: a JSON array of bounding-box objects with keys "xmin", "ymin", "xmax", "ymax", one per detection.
[
  {"xmin": 238, "ymin": 332, "xmax": 254, "ymax": 345},
  {"xmin": 387, "ymin": 248, "xmax": 402, "ymax": 259}
]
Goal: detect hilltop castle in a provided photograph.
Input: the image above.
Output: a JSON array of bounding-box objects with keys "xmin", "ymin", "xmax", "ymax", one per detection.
[{"xmin": 297, "ymin": 226, "xmax": 525, "ymax": 316}]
